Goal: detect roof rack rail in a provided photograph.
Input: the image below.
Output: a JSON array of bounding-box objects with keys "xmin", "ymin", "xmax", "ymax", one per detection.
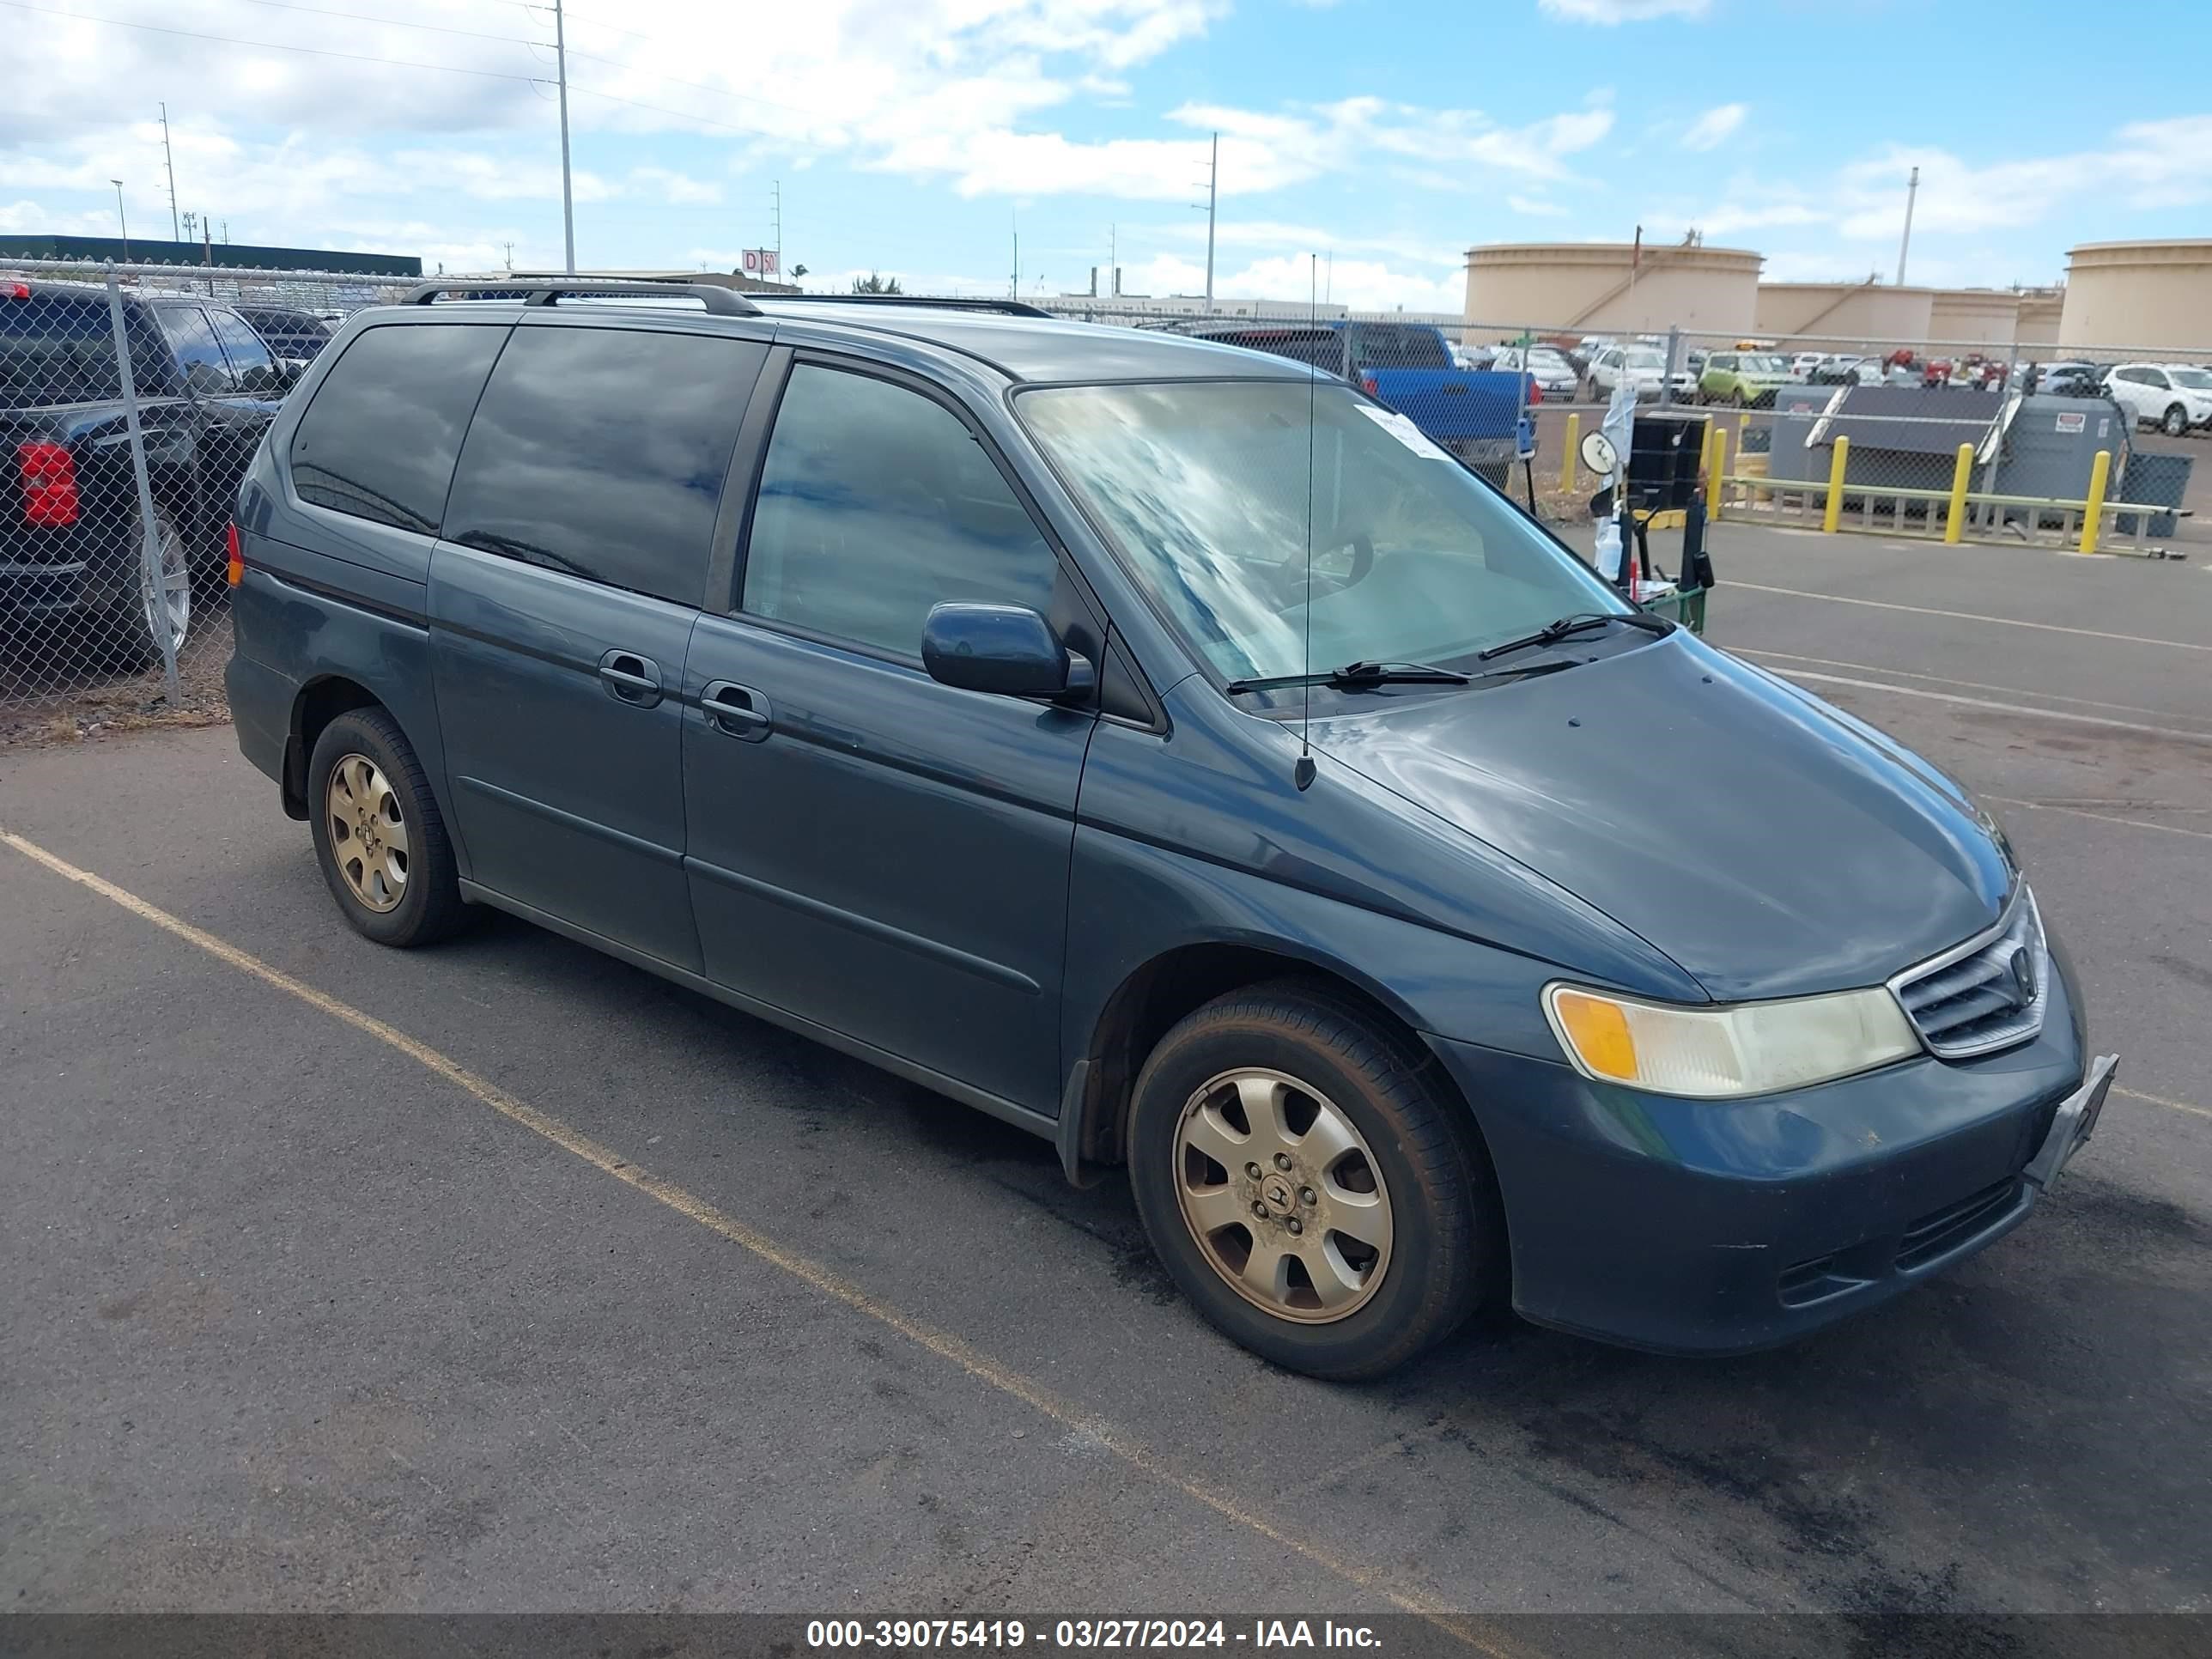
[
  {"xmin": 755, "ymin": 294, "xmax": 1056, "ymax": 319},
  {"xmin": 402, "ymin": 278, "xmax": 761, "ymax": 317}
]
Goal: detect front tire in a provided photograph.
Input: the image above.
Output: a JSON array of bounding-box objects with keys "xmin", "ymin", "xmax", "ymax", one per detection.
[
  {"xmin": 307, "ymin": 708, "xmax": 468, "ymax": 947},
  {"xmin": 1127, "ymin": 982, "xmax": 1500, "ymax": 1380}
]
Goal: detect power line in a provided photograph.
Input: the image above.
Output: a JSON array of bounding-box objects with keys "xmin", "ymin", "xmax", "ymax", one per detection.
[
  {"xmin": 557, "ymin": 45, "xmax": 847, "ymax": 130},
  {"xmin": 0, "ymin": 0, "xmax": 550, "ymax": 83},
  {"xmin": 231, "ymin": 0, "xmax": 538, "ymax": 48},
  {"xmin": 562, "ymin": 82, "xmax": 786, "ymax": 139}
]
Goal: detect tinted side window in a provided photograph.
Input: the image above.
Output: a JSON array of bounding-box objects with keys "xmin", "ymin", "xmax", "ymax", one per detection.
[
  {"xmin": 444, "ymin": 326, "xmax": 758, "ymax": 607},
  {"xmin": 291, "ymin": 322, "xmax": 506, "ymax": 535},
  {"xmin": 208, "ymin": 308, "xmax": 283, "ymax": 394},
  {"xmin": 742, "ymin": 364, "xmax": 1057, "ymax": 657},
  {"xmin": 158, "ymin": 307, "xmax": 235, "ymax": 395}
]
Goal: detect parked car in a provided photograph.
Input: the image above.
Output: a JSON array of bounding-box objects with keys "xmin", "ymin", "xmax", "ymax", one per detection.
[
  {"xmin": 233, "ymin": 304, "xmax": 335, "ymax": 368},
  {"xmin": 1698, "ymin": 350, "xmax": 1795, "ymax": 406},
  {"xmin": 3, "ymin": 276, "xmax": 295, "ymax": 665},
  {"xmin": 1448, "ymin": 342, "xmax": 1496, "ymax": 371},
  {"xmin": 1587, "ymin": 343, "xmax": 1671, "ymax": 400},
  {"xmin": 1490, "ymin": 344, "xmax": 1579, "ymax": 397},
  {"xmin": 2029, "ymin": 361, "xmax": 2106, "ymax": 398},
  {"xmin": 2104, "ymin": 363, "xmax": 2212, "ymax": 434},
  {"xmin": 1570, "ymin": 335, "xmax": 1615, "ymax": 374},
  {"xmin": 1807, "ymin": 355, "xmax": 1864, "ymax": 386},
  {"xmin": 228, "ymin": 282, "xmax": 2115, "ymax": 1380},
  {"xmin": 1183, "ymin": 319, "xmax": 1534, "ymax": 479},
  {"xmin": 1788, "ymin": 351, "xmax": 1825, "ymax": 382}
]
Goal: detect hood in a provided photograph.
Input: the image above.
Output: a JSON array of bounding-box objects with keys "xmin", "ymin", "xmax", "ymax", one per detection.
[{"xmin": 1311, "ymin": 634, "xmax": 2011, "ymax": 1001}]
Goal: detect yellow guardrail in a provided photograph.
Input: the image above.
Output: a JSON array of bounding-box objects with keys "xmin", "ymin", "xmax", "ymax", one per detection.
[{"xmin": 1714, "ymin": 447, "xmax": 2184, "ymax": 554}]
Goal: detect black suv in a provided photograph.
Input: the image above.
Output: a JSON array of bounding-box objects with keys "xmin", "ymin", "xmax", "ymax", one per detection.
[{"xmin": 3, "ymin": 278, "xmax": 292, "ymax": 664}]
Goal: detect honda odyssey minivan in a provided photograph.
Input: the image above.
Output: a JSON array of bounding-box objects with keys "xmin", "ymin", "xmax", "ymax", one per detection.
[{"xmin": 228, "ymin": 283, "xmax": 2117, "ymax": 1379}]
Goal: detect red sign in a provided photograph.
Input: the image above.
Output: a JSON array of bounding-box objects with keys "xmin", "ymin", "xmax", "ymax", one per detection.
[{"xmin": 741, "ymin": 248, "xmax": 780, "ymax": 276}]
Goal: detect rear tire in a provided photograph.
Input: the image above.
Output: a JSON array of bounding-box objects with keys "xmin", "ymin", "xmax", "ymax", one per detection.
[
  {"xmin": 2163, "ymin": 404, "xmax": 2189, "ymax": 437},
  {"xmin": 1127, "ymin": 981, "xmax": 1501, "ymax": 1381},
  {"xmin": 307, "ymin": 708, "xmax": 469, "ymax": 947},
  {"xmin": 100, "ymin": 503, "xmax": 191, "ymax": 672}
]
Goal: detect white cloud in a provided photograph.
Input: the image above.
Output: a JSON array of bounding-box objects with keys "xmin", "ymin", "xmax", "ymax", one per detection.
[
  {"xmin": 1680, "ymin": 103, "xmax": 1746, "ymax": 152},
  {"xmin": 1507, "ymin": 195, "xmax": 1570, "ymax": 218},
  {"xmin": 1539, "ymin": 0, "xmax": 1711, "ymax": 21},
  {"xmin": 1832, "ymin": 118, "xmax": 2212, "ymax": 243}
]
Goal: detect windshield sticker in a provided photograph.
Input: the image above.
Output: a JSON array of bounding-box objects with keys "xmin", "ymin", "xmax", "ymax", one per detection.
[{"xmin": 1356, "ymin": 404, "xmax": 1453, "ymax": 461}]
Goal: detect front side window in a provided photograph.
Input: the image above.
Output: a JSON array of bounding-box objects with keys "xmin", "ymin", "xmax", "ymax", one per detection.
[
  {"xmin": 291, "ymin": 322, "xmax": 506, "ymax": 534},
  {"xmin": 208, "ymin": 308, "xmax": 283, "ymax": 394},
  {"xmin": 1021, "ymin": 379, "xmax": 1626, "ymax": 687},
  {"xmin": 741, "ymin": 364, "xmax": 1057, "ymax": 657},
  {"xmin": 444, "ymin": 325, "xmax": 759, "ymax": 606},
  {"xmin": 157, "ymin": 307, "xmax": 235, "ymax": 395}
]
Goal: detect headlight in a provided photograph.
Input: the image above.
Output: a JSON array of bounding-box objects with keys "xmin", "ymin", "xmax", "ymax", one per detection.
[{"xmin": 1542, "ymin": 982, "xmax": 1920, "ymax": 1098}]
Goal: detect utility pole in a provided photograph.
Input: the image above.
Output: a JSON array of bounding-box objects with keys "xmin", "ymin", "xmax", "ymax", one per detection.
[
  {"xmin": 504, "ymin": 240, "xmax": 515, "ymax": 272},
  {"xmin": 554, "ymin": 0, "xmax": 575, "ymax": 274},
  {"xmin": 1195, "ymin": 131, "xmax": 1218, "ymax": 309},
  {"xmin": 1011, "ymin": 216, "xmax": 1019, "ymax": 300},
  {"xmin": 110, "ymin": 179, "xmax": 128, "ymax": 261},
  {"xmin": 771, "ymin": 179, "xmax": 781, "ymax": 276},
  {"xmin": 159, "ymin": 104, "xmax": 180, "ymax": 242},
  {"xmin": 1895, "ymin": 166, "xmax": 1919, "ymax": 287}
]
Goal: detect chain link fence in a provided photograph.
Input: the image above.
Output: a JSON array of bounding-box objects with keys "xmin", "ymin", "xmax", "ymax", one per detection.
[
  {"xmin": 1035, "ymin": 305, "xmax": 2209, "ymax": 555},
  {"xmin": 1, "ymin": 256, "xmax": 406, "ymax": 737}
]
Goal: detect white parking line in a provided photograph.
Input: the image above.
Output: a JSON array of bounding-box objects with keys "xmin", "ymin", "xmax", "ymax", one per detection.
[
  {"xmin": 1735, "ymin": 648, "xmax": 2209, "ymax": 723},
  {"xmin": 1984, "ymin": 795, "xmax": 2212, "ymax": 844},
  {"xmin": 1760, "ymin": 668, "xmax": 2212, "ymax": 745},
  {"xmin": 1728, "ymin": 580, "xmax": 2212, "ymax": 653}
]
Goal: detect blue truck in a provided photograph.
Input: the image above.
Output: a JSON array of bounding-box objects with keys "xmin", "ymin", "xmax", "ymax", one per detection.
[{"xmin": 1177, "ymin": 319, "xmax": 1534, "ymax": 483}]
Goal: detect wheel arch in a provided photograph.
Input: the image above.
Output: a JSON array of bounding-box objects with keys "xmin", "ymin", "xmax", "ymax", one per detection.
[
  {"xmin": 1059, "ymin": 939, "xmax": 1489, "ymax": 1188},
  {"xmin": 281, "ymin": 675, "xmax": 389, "ymax": 820}
]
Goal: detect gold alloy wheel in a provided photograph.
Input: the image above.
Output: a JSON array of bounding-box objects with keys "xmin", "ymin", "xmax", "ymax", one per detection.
[
  {"xmin": 325, "ymin": 752, "xmax": 409, "ymax": 913},
  {"xmin": 1173, "ymin": 1067, "xmax": 1395, "ymax": 1323}
]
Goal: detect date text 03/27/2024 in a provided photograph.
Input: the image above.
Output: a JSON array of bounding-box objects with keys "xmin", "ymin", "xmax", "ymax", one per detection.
[{"xmin": 804, "ymin": 1619, "xmax": 1383, "ymax": 1650}]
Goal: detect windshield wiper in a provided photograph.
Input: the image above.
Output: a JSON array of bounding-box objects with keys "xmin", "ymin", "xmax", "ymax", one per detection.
[
  {"xmin": 1224, "ymin": 659, "xmax": 1471, "ymax": 695},
  {"xmin": 1477, "ymin": 609, "xmax": 1672, "ymax": 662}
]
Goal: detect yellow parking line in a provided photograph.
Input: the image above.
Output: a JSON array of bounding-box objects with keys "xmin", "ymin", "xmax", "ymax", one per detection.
[
  {"xmin": 2116, "ymin": 1086, "xmax": 2212, "ymax": 1123},
  {"xmin": 0, "ymin": 826, "xmax": 1516, "ymax": 1656}
]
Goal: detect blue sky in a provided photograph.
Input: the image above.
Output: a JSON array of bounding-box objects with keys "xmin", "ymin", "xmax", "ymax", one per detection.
[{"xmin": 5, "ymin": 0, "xmax": 2209, "ymax": 310}]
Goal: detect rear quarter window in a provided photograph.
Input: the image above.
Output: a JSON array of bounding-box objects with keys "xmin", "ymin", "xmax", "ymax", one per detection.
[
  {"xmin": 289, "ymin": 321, "xmax": 508, "ymax": 535},
  {"xmin": 1347, "ymin": 326, "xmax": 1450, "ymax": 370},
  {"xmin": 441, "ymin": 324, "xmax": 764, "ymax": 607}
]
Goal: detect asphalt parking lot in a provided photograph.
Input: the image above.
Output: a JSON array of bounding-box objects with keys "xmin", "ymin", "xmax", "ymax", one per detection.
[{"xmin": 3, "ymin": 522, "xmax": 2209, "ymax": 1644}]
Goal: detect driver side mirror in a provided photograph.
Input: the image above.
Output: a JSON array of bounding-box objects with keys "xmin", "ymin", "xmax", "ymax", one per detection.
[{"xmin": 921, "ymin": 603, "xmax": 1094, "ymax": 701}]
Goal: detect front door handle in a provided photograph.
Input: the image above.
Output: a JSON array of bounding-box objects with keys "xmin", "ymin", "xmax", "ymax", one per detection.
[
  {"xmin": 598, "ymin": 649, "xmax": 664, "ymax": 708},
  {"xmin": 702, "ymin": 679, "xmax": 774, "ymax": 741}
]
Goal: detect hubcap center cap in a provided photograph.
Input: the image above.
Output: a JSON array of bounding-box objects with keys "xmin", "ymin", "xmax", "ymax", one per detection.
[{"xmin": 1261, "ymin": 1174, "xmax": 1297, "ymax": 1214}]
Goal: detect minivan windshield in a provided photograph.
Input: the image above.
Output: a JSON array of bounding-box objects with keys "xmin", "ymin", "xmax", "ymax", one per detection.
[{"xmin": 1020, "ymin": 379, "xmax": 1628, "ymax": 685}]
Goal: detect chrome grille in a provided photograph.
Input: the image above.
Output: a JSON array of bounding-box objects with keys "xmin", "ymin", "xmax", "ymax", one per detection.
[{"xmin": 1890, "ymin": 889, "xmax": 2049, "ymax": 1059}]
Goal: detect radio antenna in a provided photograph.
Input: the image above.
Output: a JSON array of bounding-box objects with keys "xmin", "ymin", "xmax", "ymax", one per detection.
[{"xmin": 1294, "ymin": 253, "xmax": 1318, "ymax": 791}]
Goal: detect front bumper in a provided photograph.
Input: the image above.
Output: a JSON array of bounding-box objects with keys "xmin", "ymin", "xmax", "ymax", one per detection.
[{"xmin": 1431, "ymin": 954, "xmax": 2112, "ymax": 1354}]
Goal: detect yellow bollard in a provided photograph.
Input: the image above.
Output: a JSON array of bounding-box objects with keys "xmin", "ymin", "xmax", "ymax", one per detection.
[
  {"xmin": 1821, "ymin": 435, "xmax": 1850, "ymax": 533},
  {"xmin": 2080, "ymin": 449, "xmax": 2111, "ymax": 555},
  {"xmin": 1708, "ymin": 427, "xmax": 1729, "ymax": 522},
  {"xmin": 1942, "ymin": 442, "xmax": 1974, "ymax": 544},
  {"xmin": 1560, "ymin": 412, "xmax": 1580, "ymax": 491}
]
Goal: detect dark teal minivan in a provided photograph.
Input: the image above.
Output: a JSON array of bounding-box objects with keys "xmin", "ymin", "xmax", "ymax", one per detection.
[{"xmin": 228, "ymin": 283, "xmax": 2116, "ymax": 1379}]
